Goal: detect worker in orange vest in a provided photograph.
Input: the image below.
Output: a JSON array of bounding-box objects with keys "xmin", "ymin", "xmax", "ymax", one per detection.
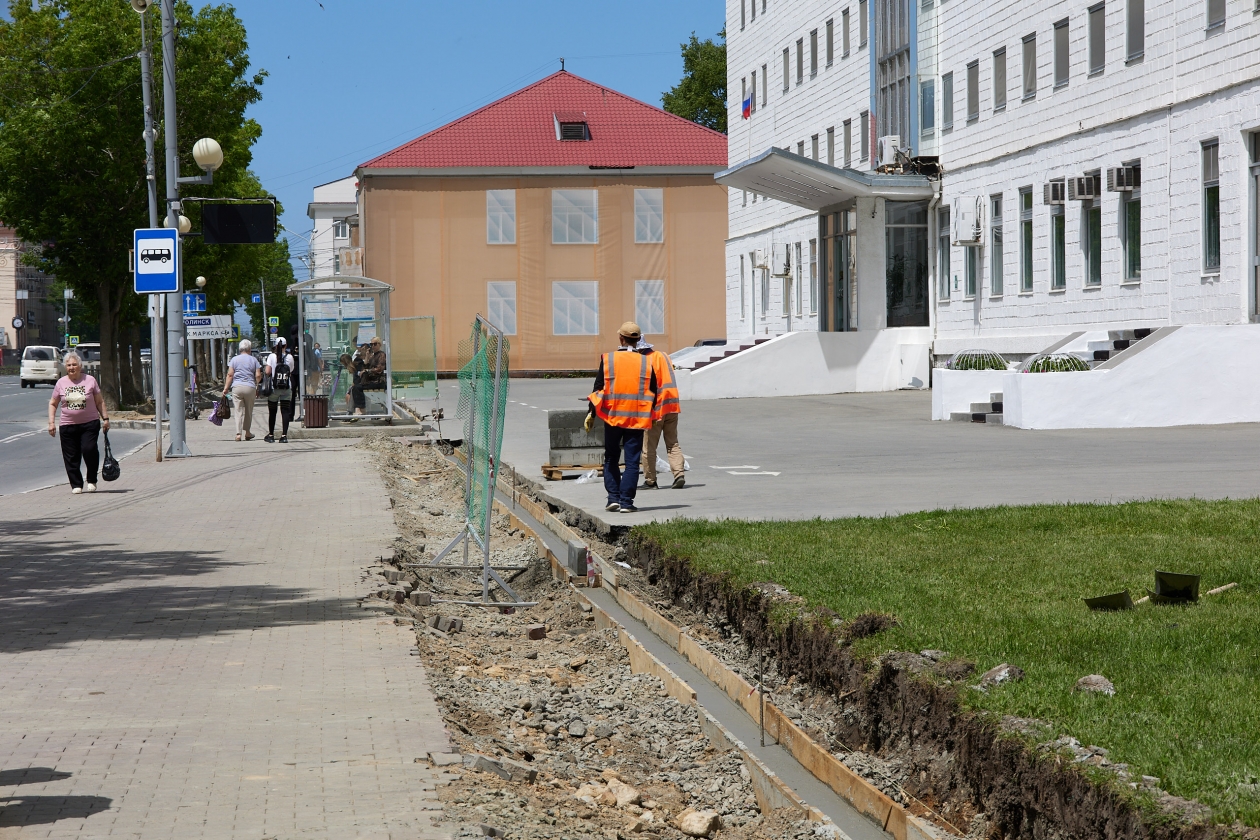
[
  {"xmin": 585, "ymin": 322, "xmax": 657, "ymax": 513},
  {"xmin": 637, "ymin": 339, "xmax": 684, "ymax": 489}
]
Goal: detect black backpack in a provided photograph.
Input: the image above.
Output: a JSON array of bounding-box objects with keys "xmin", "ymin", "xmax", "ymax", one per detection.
[{"xmin": 272, "ymin": 356, "xmax": 292, "ymax": 391}]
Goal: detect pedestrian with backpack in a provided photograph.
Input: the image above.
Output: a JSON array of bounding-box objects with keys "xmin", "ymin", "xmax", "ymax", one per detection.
[{"xmin": 263, "ymin": 337, "xmax": 295, "ymax": 443}]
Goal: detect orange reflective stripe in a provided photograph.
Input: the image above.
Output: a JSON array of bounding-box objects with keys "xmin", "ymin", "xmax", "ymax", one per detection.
[
  {"xmin": 590, "ymin": 350, "xmax": 654, "ymax": 429},
  {"xmin": 649, "ymin": 350, "xmax": 681, "ymax": 421}
]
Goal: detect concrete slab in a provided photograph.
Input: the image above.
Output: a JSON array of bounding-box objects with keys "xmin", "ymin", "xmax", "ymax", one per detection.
[{"xmin": 477, "ymin": 378, "xmax": 1260, "ymax": 530}]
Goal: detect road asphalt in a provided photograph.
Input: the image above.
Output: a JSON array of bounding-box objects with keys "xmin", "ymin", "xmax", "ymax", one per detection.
[{"xmin": 0, "ymin": 375, "xmax": 150, "ymax": 495}]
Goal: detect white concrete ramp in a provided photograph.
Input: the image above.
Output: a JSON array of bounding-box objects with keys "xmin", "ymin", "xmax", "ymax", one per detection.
[{"xmin": 675, "ymin": 328, "xmax": 931, "ymax": 400}]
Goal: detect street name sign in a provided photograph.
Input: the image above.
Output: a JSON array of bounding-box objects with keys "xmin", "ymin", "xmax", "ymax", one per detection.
[
  {"xmin": 133, "ymin": 228, "xmax": 180, "ymax": 294},
  {"xmin": 183, "ymin": 314, "xmax": 233, "ymax": 340}
]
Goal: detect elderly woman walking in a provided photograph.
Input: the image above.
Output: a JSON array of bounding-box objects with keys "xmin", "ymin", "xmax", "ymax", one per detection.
[
  {"xmin": 47, "ymin": 351, "xmax": 109, "ymax": 494},
  {"xmin": 222, "ymin": 338, "xmax": 261, "ymax": 441}
]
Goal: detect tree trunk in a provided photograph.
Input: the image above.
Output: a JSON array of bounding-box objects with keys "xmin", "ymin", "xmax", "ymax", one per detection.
[
  {"xmin": 119, "ymin": 322, "xmax": 143, "ymax": 406},
  {"xmin": 130, "ymin": 328, "xmax": 144, "ymax": 399},
  {"xmin": 95, "ymin": 283, "xmax": 123, "ymax": 411}
]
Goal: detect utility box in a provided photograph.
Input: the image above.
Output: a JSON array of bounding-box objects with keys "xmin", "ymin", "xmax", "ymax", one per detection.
[{"xmin": 547, "ymin": 409, "xmax": 604, "ymax": 467}]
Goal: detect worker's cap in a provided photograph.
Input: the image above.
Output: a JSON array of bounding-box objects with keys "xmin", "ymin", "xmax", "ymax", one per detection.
[{"xmin": 618, "ymin": 321, "xmax": 642, "ymax": 339}]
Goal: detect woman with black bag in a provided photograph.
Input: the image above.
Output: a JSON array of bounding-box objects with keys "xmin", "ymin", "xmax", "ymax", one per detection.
[
  {"xmin": 47, "ymin": 351, "xmax": 109, "ymax": 494},
  {"xmin": 263, "ymin": 337, "xmax": 295, "ymax": 443}
]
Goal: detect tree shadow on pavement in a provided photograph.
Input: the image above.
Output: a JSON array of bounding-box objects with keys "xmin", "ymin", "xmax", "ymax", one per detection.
[
  {"xmin": 0, "ymin": 795, "xmax": 112, "ymax": 827},
  {"xmin": 0, "ymin": 525, "xmax": 372, "ymax": 653},
  {"xmin": 0, "ymin": 768, "xmax": 73, "ymax": 786}
]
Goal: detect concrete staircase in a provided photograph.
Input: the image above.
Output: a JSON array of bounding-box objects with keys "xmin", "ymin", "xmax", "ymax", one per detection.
[
  {"xmin": 950, "ymin": 392, "xmax": 1004, "ymax": 425},
  {"xmin": 1086, "ymin": 327, "xmax": 1156, "ymax": 366},
  {"xmin": 674, "ymin": 338, "xmax": 772, "ymax": 371}
]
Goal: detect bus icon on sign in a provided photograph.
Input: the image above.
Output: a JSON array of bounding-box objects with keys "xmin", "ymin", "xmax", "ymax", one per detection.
[{"xmin": 140, "ymin": 248, "xmax": 172, "ymax": 264}]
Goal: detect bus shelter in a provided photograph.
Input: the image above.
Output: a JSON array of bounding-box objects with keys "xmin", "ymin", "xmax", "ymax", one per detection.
[{"xmin": 287, "ymin": 275, "xmax": 394, "ymax": 420}]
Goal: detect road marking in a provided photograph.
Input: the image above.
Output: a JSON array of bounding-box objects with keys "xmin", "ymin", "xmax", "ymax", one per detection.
[
  {"xmin": 711, "ymin": 465, "xmax": 759, "ymax": 470},
  {"xmin": 727, "ymin": 471, "xmax": 781, "ymax": 476},
  {"xmin": 0, "ymin": 430, "xmax": 40, "ymax": 443}
]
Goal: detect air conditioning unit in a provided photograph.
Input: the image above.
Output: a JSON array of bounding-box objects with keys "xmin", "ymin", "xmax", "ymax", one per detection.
[
  {"xmin": 770, "ymin": 243, "xmax": 792, "ymax": 278},
  {"xmin": 877, "ymin": 135, "xmax": 901, "ymax": 168},
  {"xmin": 1107, "ymin": 166, "xmax": 1141, "ymax": 192},
  {"xmin": 952, "ymin": 196, "xmax": 984, "ymax": 245},
  {"xmin": 752, "ymin": 248, "xmax": 769, "ymax": 271},
  {"xmin": 1043, "ymin": 180, "xmax": 1066, "ymax": 205},
  {"xmin": 1068, "ymin": 175, "xmax": 1101, "ymax": 201}
]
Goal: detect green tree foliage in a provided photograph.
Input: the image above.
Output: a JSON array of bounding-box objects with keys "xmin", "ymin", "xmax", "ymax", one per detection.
[
  {"xmin": 0, "ymin": 0, "xmax": 292, "ymax": 407},
  {"xmin": 662, "ymin": 30, "xmax": 727, "ymax": 134}
]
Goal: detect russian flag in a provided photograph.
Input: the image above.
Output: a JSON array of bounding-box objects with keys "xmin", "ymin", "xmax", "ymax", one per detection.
[{"xmin": 742, "ymin": 97, "xmax": 751, "ymax": 119}]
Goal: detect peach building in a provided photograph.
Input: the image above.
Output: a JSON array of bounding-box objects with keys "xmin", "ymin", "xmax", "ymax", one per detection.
[{"xmin": 355, "ymin": 71, "xmax": 728, "ymax": 372}]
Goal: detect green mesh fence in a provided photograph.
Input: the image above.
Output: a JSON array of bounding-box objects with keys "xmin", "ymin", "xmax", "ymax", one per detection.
[{"xmin": 456, "ymin": 317, "xmax": 510, "ymax": 541}]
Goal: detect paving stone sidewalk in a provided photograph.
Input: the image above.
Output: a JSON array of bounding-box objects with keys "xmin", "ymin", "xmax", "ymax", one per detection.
[{"xmin": 0, "ymin": 411, "xmax": 454, "ymax": 839}]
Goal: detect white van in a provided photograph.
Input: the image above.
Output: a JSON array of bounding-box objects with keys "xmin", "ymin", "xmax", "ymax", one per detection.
[{"xmin": 20, "ymin": 345, "xmax": 65, "ymax": 388}]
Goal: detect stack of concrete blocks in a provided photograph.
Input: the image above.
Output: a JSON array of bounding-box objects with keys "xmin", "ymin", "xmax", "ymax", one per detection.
[{"xmin": 547, "ymin": 409, "xmax": 605, "ymax": 468}]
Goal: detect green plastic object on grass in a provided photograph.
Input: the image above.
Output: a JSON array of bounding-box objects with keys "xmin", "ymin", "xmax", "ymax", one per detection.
[{"xmin": 456, "ymin": 316, "xmax": 510, "ymax": 542}]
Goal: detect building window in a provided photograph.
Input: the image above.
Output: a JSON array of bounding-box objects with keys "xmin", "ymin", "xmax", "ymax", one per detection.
[
  {"xmin": 810, "ymin": 29, "xmax": 819, "ymax": 77},
  {"xmin": 794, "ymin": 242, "xmax": 804, "ymax": 315},
  {"xmin": 1022, "ymin": 35, "xmax": 1037, "ymax": 99},
  {"xmin": 552, "ymin": 280, "xmax": 599, "ymax": 335},
  {"xmin": 635, "ymin": 280, "xmax": 666, "ymax": 335},
  {"xmin": 942, "ymin": 72, "xmax": 954, "ymax": 130},
  {"xmin": 750, "ymin": 70, "xmax": 757, "ymax": 113},
  {"xmin": 1084, "ymin": 191, "xmax": 1102, "ymax": 286},
  {"xmin": 797, "ymin": 39, "xmax": 804, "ymax": 84},
  {"xmin": 843, "ymin": 120, "xmax": 852, "ymax": 166},
  {"xmin": 751, "ymin": 0, "xmax": 755, "ymax": 21},
  {"xmin": 333, "ymin": 219, "xmax": 349, "ymax": 239},
  {"xmin": 921, "ymin": 79, "xmax": 935, "ymax": 133},
  {"xmin": 938, "ymin": 206, "xmax": 951, "ymax": 300},
  {"xmin": 876, "ymin": 0, "xmax": 912, "ymax": 144},
  {"xmin": 826, "ymin": 19, "xmax": 834, "ymax": 65},
  {"xmin": 1127, "ymin": 0, "xmax": 1144, "ymax": 59},
  {"xmin": 991, "ymin": 194, "xmax": 1004, "ymax": 295},
  {"xmin": 965, "ymin": 246, "xmax": 979, "ymax": 298},
  {"xmin": 762, "ymin": 64, "xmax": 768, "ymax": 105},
  {"xmin": 741, "ymin": 0, "xmax": 745, "ymax": 30},
  {"xmin": 809, "ymin": 238, "xmax": 818, "ymax": 313},
  {"xmin": 811, "ymin": 134, "xmax": 820, "ymax": 160},
  {"xmin": 761, "ymin": 259, "xmax": 770, "ymax": 314},
  {"xmin": 1203, "ymin": 141, "xmax": 1220, "ymax": 272},
  {"xmin": 1054, "ymin": 19, "xmax": 1069, "ymax": 88},
  {"xmin": 842, "ymin": 9, "xmax": 851, "ymax": 56},
  {"xmin": 552, "ymin": 190, "xmax": 598, "ymax": 244},
  {"xmin": 966, "ymin": 61, "xmax": 979, "ymax": 122},
  {"xmin": 827, "ymin": 127, "xmax": 835, "ymax": 165},
  {"xmin": 741, "ymin": 76, "xmax": 747, "ymax": 112},
  {"xmin": 1020, "ymin": 187, "xmax": 1034, "ymax": 292},
  {"xmin": 487, "ymin": 281, "xmax": 517, "ymax": 335},
  {"xmin": 1124, "ymin": 178, "xmax": 1141, "ymax": 280},
  {"xmin": 634, "ymin": 189, "xmax": 664, "ymax": 244},
  {"xmin": 993, "ymin": 48, "xmax": 1007, "ymax": 111},
  {"xmin": 859, "ymin": 0, "xmax": 868, "ymax": 47},
  {"xmin": 1207, "ymin": 0, "xmax": 1225, "ymax": 30},
  {"xmin": 1051, "ymin": 203, "xmax": 1067, "ymax": 290},
  {"xmin": 860, "ymin": 111, "xmax": 869, "ymax": 166},
  {"xmin": 486, "ymin": 190, "xmax": 516, "ymax": 245},
  {"xmin": 740, "ymin": 255, "xmax": 746, "ymax": 320},
  {"xmin": 1088, "ymin": 4, "xmax": 1105, "ymax": 74},
  {"xmin": 783, "ymin": 49, "xmax": 790, "ymax": 92}
]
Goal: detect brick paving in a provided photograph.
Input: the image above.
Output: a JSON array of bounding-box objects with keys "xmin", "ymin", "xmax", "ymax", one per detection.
[{"xmin": 0, "ymin": 410, "xmax": 454, "ymax": 839}]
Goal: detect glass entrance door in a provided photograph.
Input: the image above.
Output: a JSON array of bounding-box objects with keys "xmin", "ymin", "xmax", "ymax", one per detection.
[{"xmin": 819, "ymin": 209, "xmax": 857, "ymax": 331}]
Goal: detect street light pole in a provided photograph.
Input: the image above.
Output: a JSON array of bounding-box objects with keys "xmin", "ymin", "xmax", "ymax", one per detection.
[
  {"xmin": 159, "ymin": 0, "xmax": 191, "ymax": 457},
  {"xmin": 138, "ymin": 8, "xmax": 164, "ymax": 461}
]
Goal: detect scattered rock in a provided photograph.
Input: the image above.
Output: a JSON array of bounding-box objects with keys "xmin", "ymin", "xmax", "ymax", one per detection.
[
  {"xmin": 677, "ymin": 807, "xmax": 722, "ymax": 837},
  {"xmin": 567, "ymin": 720, "xmax": 587, "ymax": 738},
  {"xmin": 526, "ymin": 623, "xmax": 547, "ymax": 640},
  {"xmin": 975, "ymin": 662, "xmax": 1024, "ymax": 691},
  {"xmin": 1075, "ymin": 674, "xmax": 1116, "ymax": 696},
  {"xmin": 568, "ymin": 655, "xmax": 588, "ymax": 671},
  {"xmin": 919, "ymin": 649, "xmax": 947, "ymax": 661},
  {"xmin": 607, "ymin": 778, "xmax": 641, "ymax": 807}
]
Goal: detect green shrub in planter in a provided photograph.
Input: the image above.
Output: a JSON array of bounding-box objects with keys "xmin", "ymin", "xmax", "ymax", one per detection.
[
  {"xmin": 946, "ymin": 349, "xmax": 1009, "ymax": 371},
  {"xmin": 1023, "ymin": 352, "xmax": 1091, "ymax": 373}
]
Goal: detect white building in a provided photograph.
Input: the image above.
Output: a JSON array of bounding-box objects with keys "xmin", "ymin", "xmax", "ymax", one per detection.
[
  {"xmin": 709, "ymin": 0, "xmax": 1260, "ymax": 397},
  {"xmin": 305, "ymin": 175, "xmax": 359, "ymax": 278}
]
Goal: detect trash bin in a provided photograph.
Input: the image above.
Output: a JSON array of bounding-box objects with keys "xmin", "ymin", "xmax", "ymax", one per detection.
[{"xmin": 303, "ymin": 395, "xmax": 329, "ymax": 428}]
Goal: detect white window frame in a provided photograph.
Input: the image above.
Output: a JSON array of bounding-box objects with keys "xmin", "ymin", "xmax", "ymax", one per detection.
[
  {"xmin": 487, "ymin": 281, "xmax": 518, "ymax": 335},
  {"xmin": 1203, "ymin": 140, "xmax": 1220, "ymax": 274},
  {"xmin": 1022, "ymin": 35, "xmax": 1037, "ymax": 99},
  {"xmin": 486, "ymin": 189, "xmax": 516, "ymax": 245},
  {"xmin": 1127, "ymin": 0, "xmax": 1144, "ymax": 60},
  {"xmin": 551, "ymin": 189, "xmax": 598, "ymax": 244},
  {"xmin": 634, "ymin": 189, "xmax": 665, "ymax": 244},
  {"xmin": 993, "ymin": 48, "xmax": 1007, "ymax": 111},
  {"xmin": 551, "ymin": 280, "xmax": 599, "ymax": 335},
  {"xmin": 635, "ymin": 280, "xmax": 666, "ymax": 335},
  {"xmin": 1088, "ymin": 3, "xmax": 1106, "ymax": 75}
]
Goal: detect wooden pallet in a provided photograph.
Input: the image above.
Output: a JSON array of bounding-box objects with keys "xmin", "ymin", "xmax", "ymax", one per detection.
[{"xmin": 541, "ymin": 463, "xmax": 603, "ymax": 481}]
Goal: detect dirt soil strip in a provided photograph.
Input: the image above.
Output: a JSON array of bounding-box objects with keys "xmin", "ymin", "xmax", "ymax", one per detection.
[{"xmin": 360, "ymin": 436, "xmax": 842, "ymax": 840}]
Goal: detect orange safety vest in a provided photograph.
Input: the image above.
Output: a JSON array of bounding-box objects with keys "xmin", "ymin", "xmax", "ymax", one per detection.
[
  {"xmin": 589, "ymin": 350, "xmax": 654, "ymax": 430},
  {"xmin": 647, "ymin": 350, "xmax": 680, "ymax": 422}
]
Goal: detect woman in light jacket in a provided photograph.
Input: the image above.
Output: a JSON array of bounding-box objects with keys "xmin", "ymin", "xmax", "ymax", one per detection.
[
  {"xmin": 47, "ymin": 351, "xmax": 109, "ymax": 493},
  {"xmin": 222, "ymin": 338, "xmax": 261, "ymax": 441}
]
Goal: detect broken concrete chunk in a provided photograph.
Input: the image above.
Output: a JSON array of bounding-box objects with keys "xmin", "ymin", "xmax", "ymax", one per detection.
[
  {"xmin": 478, "ymin": 824, "xmax": 507, "ymax": 838},
  {"xmin": 435, "ymin": 616, "xmax": 463, "ymax": 634},
  {"xmin": 676, "ymin": 807, "xmax": 722, "ymax": 837},
  {"xmin": 410, "ymin": 591, "xmax": 432, "ymax": 606},
  {"xmin": 526, "ymin": 624, "xmax": 547, "ymax": 640},
  {"xmin": 607, "ymin": 778, "xmax": 641, "ymax": 807},
  {"xmin": 580, "ymin": 602, "xmax": 593, "ymax": 613},
  {"xmin": 1075, "ymin": 674, "xmax": 1116, "ymax": 696},
  {"xmin": 386, "ymin": 569, "xmax": 401, "ymax": 583},
  {"xmin": 567, "ymin": 720, "xmax": 587, "ymax": 738},
  {"xmin": 568, "ymin": 655, "xmax": 588, "ymax": 671},
  {"xmin": 428, "ymin": 752, "xmax": 462, "ymax": 767},
  {"xmin": 462, "ymin": 753, "xmax": 511, "ymax": 781},
  {"xmin": 976, "ymin": 662, "xmax": 1024, "ymax": 691},
  {"xmin": 500, "ymin": 757, "xmax": 539, "ymax": 784}
]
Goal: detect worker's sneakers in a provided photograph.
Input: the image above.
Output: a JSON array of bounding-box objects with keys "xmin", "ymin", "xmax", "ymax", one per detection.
[
  {"xmin": 605, "ymin": 502, "xmax": 621, "ymax": 512},
  {"xmin": 643, "ymin": 480, "xmax": 657, "ymax": 489},
  {"xmin": 672, "ymin": 475, "xmax": 686, "ymax": 489},
  {"xmin": 619, "ymin": 504, "xmax": 639, "ymax": 513}
]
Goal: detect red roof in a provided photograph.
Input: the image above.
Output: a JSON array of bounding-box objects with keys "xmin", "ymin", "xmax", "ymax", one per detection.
[{"xmin": 360, "ymin": 71, "xmax": 726, "ymax": 171}]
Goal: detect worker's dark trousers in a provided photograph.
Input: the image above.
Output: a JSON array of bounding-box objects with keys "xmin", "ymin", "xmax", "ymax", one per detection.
[{"xmin": 603, "ymin": 425, "xmax": 644, "ymax": 508}]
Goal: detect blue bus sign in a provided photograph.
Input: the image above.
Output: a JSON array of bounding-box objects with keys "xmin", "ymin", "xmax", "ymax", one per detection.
[{"xmin": 133, "ymin": 228, "xmax": 180, "ymax": 294}]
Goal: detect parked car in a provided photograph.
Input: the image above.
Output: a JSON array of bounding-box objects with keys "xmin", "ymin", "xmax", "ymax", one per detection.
[
  {"xmin": 19, "ymin": 345, "xmax": 64, "ymax": 387},
  {"xmin": 72, "ymin": 343, "xmax": 102, "ymax": 377}
]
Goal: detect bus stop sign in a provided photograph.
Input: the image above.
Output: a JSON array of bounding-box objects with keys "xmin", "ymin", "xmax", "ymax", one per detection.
[{"xmin": 133, "ymin": 228, "xmax": 180, "ymax": 294}]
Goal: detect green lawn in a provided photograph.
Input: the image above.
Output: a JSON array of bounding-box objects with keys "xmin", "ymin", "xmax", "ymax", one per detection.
[{"xmin": 634, "ymin": 500, "xmax": 1260, "ymax": 825}]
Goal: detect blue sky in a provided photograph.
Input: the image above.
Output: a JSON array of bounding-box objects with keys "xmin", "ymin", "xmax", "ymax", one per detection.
[{"xmin": 233, "ymin": 0, "xmax": 725, "ymax": 274}]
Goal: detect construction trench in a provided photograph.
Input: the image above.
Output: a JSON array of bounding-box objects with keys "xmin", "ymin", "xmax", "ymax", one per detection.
[{"xmin": 357, "ymin": 435, "xmax": 1250, "ymax": 840}]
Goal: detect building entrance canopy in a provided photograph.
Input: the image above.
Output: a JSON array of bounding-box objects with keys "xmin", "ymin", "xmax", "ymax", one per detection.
[{"xmin": 715, "ymin": 147, "xmax": 933, "ymax": 210}]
